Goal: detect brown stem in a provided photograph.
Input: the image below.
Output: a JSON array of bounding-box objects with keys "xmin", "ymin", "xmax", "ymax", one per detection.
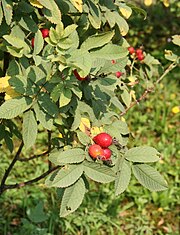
[
  {"xmin": 120, "ymin": 88, "xmax": 153, "ymax": 116},
  {"xmin": 18, "ymin": 150, "xmax": 49, "ymax": 162},
  {"xmin": 1, "ymin": 166, "xmax": 60, "ymax": 193},
  {"xmin": 0, "ymin": 141, "xmax": 24, "ymax": 194}
]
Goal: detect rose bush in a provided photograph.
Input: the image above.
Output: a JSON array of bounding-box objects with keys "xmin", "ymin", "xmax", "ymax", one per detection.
[{"xmin": 0, "ymin": 0, "xmax": 179, "ymax": 217}]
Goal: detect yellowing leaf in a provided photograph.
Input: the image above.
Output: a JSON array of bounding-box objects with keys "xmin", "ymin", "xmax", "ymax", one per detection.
[
  {"xmin": 29, "ymin": 0, "xmax": 43, "ymax": 9},
  {"xmin": 79, "ymin": 118, "xmax": 91, "ymax": 134},
  {"xmin": 70, "ymin": 0, "xmax": 83, "ymax": 13},
  {"xmin": 163, "ymin": 0, "xmax": 170, "ymax": 7},
  {"xmin": 0, "ymin": 76, "xmax": 10, "ymax": 93},
  {"xmin": 90, "ymin": 126, "xmax": 104, "ymax": 137},
  {"xmin": 144, "ymin": 0, "xmax": 153, "ymax": 6},
  {"xmin": 0, "ymin": 76, "xmax": 20, "ymax": 100},
  {"xmin": 119, "ymin": 6, "xmax": 132, "ymax": 19}
]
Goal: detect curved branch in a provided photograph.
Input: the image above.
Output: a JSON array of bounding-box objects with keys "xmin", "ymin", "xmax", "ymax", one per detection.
[{"xmin": 1, "ymin": 166, "xmax": 60, "ymax": 193}]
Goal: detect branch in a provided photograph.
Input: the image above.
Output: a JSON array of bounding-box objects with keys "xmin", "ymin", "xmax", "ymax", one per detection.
[
  {"xmin": 17, "ymin": 150, "xmax": 49, "ymax": 162},
  {"xmin": 120, "ymin": 88, "xmax": 152, "ymax": 116},
  {"xmin": 0, "ymin": 141, "xmax": 24, "ymax": 194},
  {"xmin": 120, "ymin": 59, "xmax": 179, "ymax": 116},
  {"xmin": 1, "ymin": 166, "xmax": 60, "ymax": 193}
]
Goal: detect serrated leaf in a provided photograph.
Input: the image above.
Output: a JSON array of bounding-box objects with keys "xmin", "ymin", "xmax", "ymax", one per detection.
[
  {"xmin": 79, "ymin": 117, "xmax": 91, "ymax": 133},
  {"xmin": 121, "ymin": 89, "xmax": 131, "ymax": 108},
  {"xmin": 90, "ymin": 44, "xmax": 128, "ymax": 60},
  {"xmin": 113, "ymin": 11, "xmax": 129, "ymax": 36},
  {"xmin": 77, "ymin": 131, "xmax": 91, "ymax": 145},
  {"xmin": 38, "ymin": 92, "xmax": 59, "ymax": 117},
  {"xmin": 40, "ymin": 0, "xmax": 61, "ymax": 24},
  {"xmin": 115, "ymin": 159, "xmax": 131, "ymax": 195},
  {"xmin": 83, "ymin": 160, "xmax": 115, "ymax": 183},
  {"xmin": 33, "ymin": 30, "xmax": 44, "ymax": 55},
  {"xmin": 22, "ymin": 110, "xmax": 38, "ymax": 149},
  {"xmin": 49, "ymin": 148, "xmax": 85, "ymax": 166},
  {"xmin": 125, "ymin": 146, "xmax": 160, "ymax": 163},
  {"xmin": 0, "ymin": 97, "xmax": 32, "ymax": 119},
  {"xmin": 49, "ymin": 164, "xmax": 84, "ymax": 188},
  {"xmin": 29, "ymin": 0, "xmax": 43, "ymax": 8},
  {"xmin": 119, "ymin": 4, "xmax": 132, "ymax": 19},
  {"xmin": 110, "ymin": 96, "xmax": 125, "ymax": 112},
  {"xmin": 132, "ymin": 164, "xmax": 168, "ymax": 191},
  {"xmin": 81, "ymin": 31, "xmax": 114, "ymax": 51},
  {"xmin": 70, "ymin": 0, "xmax": 83, "ymax": 13},
  {"xmin": 33, "ymin": 102, "xmax": 53, "ymax": 130},
  {"xmin": 0, "ymin": 5, "xmax": 3, "ymax": 25},
  {"xmin": 60, "ymin": 177, "xmax": 86, "ymax": 217},
  {"xmin": 2, "ymin": 0, "xmax": 13, "ymax": 25},
  {"xmin": 59, "ymin": 89, "xmax": 72, "ymax": 107}
]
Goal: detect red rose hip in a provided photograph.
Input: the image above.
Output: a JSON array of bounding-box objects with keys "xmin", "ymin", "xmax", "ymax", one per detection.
[
  {"xmin": 101, "ymin": 148, "xmax": 112, "ymax": 160},
  {"xmin": 93, "ymin": 132, "xmax": 112, "ymax": 148},
  {"xmin": 116, "ymin": 71, "xmax": 123, "ymax": 78},
  {"xmin": 31, "ymin": 38, "xmax": 35, "ymax": 48},
  {"xmin": 88, "ymin": 144, "xmax": 104, "ymax": 159},
  {"xmin": 40, "ymin": 28, "xmax": 49, "ymax": 38},
  {"xmin": 128, "ymin": 46, "xmax": 135, "ymax": 54},
  {"xmin": 137, "ymin": 53, "xmax": 144, "ymax": 61},
  {"xmin": 136, "ymin": 48, "xmax": 143, "ymax": 56}
]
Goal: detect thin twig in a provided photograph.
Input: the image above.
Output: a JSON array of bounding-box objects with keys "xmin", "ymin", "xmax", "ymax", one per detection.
[
  {"xmin": 0, "ymin": 141, "xmax": 24, "ymax": 194},
  {"xmin": 17, "ymin": 150, "xmax": 49, "ymax": 162},
  {"xmin": 1, "ymin": 166, "xmax": 60, "ymax": 193},
  {"xmin": 120, "ymin": 88, "xmax": 153, "ymax": 116}
]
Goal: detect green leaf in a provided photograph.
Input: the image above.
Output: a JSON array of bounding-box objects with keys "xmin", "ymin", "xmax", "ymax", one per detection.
[
  {"xmin": 115, "ymin": 159, "xmax": 131, "ymax": 196},
  {"xmin": 81, "ymin": 31, "xmax": 114, "ymax": 51},
  {"xmin": 77, "ymin": 131, "xmax": 91, "ymax": 145},
  {"xmin": 40, "ymin": 0, "xmax": 61, "ymax": 24},
  {"xmin": 125, "ymin": 146, "xmax": 160, "ymax": 163},
  {"xmin": 0, "ymin": 97, "xmax": 32, "ymax": 119},
  {"xmin": 60, "ymin": 177, "xmax": 86, "ymax": 217},
  {"xmin": 90, "ymin": 44, "xmax": 128, "ymax": 60},
  {"xmin": 0, "ymin": 4, "xmax": 4, "ymax": 25},
  {"xmin": 22, "ymin": 110, "xmax": 38, "ymax": 149},
  {"xmin": 38, "ymin": 92, "xmax": 59, "ymax": 118},
  {"xmin": 172, "ymin": 35, "xmax": 180, "ymax": 46},
  {"xmin": 33, "ymin": 30, "xmax": 44, "ymax": 55},
  {"xmin": 2, "ymin": 0, "xmax": 13, "ymax": 25},
  {"xmin": 27, "ymin": 202, "xmax": 48, "ymax": 223},
  {"xmin": 112, "ymin": 120, "xmax": 129, "ymax": 135},
  {"xmin": 48, "ymin": 164, "xmax": 84, "ymax": 188},
  {"xmin": 121, "ymin": 89, "xmax": 131, "ymax": 108},
  {"xmin": 113, "ymin": 11, "xmax": 129, "ymax": 36},
  {"xmin": 33, "ymin": 102, "xmax": 53, "ymax": 130},
  {"xmin": 59, "ymin": 88, "xmax": 72, "ymax": 107},
  {"xmin": 110, "ymin": 96, "xmax": 125, "ymax": 112},
  {"xmin": 49, "ymin": 148, "xmax": 85, "ymax": 166},
  {"xmin": 83, "ymin": 160, "xmax": 115, "ymax": 183},
  {"xmin": 132, "ymin": 164, "xmax": 168, "ymax": 191}
]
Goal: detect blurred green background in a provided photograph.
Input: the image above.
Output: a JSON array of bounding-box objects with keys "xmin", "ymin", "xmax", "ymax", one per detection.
[{"xmin": 0, "ymin": 1, "xmax": 179, "ymax": 234}]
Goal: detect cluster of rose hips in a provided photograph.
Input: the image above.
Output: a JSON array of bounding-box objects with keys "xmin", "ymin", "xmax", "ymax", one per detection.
[
  {"xmin": 31, "ymin": 28, "xmax": 49, "ymax": 48},
  {"xmin": 128, "ymin": 46, "xmax": 145, "ymax": 61},
  {"xmin": 88, "ymin": 132, "xmax": 113, "ymax": 161}
]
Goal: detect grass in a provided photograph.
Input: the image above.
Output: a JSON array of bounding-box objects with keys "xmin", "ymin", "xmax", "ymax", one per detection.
[{"xmin": 0, "ymin": 71, "xmax": 179, "ymax": 235}]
